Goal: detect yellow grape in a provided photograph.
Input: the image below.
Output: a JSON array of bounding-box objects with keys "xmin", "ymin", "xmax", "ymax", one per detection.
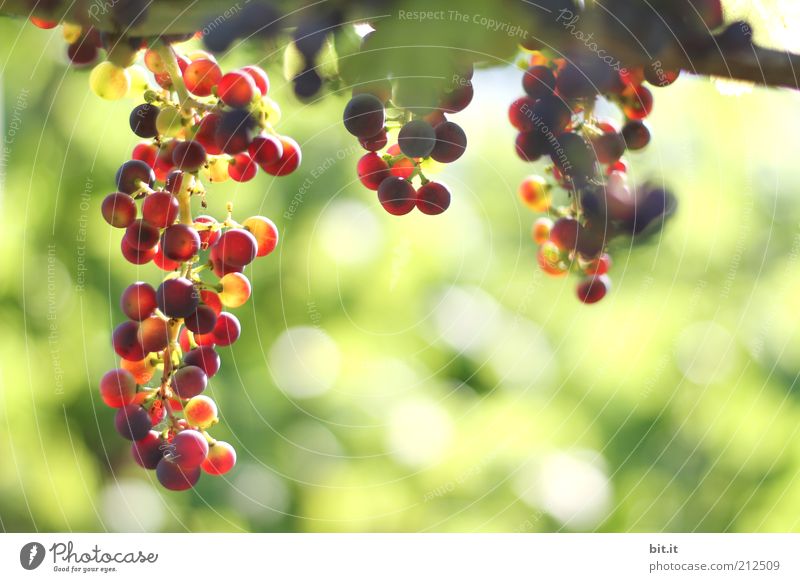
[
  {"xmin": 126, "ymin": 64, "xmax": 152, "ymax": 98},
  {"xmin": 62, "ymin": 23, "xmax": 83, "ymax": 44},
  {"xmin": 89, "ymin": 62, "xmax": 131, "ymax": 100},
  {"xmin": 203, "ymin": 158, "xmax": 230, "ymax": 183},
  {"xmin": 155, "ymin": 107, "xmax": 184, "ymax": 137}
]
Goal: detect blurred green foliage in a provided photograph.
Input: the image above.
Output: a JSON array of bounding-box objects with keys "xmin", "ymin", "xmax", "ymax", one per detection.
[{"xmin": 2, "ymin": 7, "xmax": 800, "ymax": 533}]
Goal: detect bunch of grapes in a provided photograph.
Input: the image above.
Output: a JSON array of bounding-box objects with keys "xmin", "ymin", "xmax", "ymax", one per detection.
[
  {"xmin": 341, "ymin": 38, "xmax": 473, "ymax": 216},
  {"xmin": 64, "ymin": 36, "xmax": 294, "ymax": 490},
  {"xmin": 510, "ymin": 49, "xmax": 678, "ymax": 304}
]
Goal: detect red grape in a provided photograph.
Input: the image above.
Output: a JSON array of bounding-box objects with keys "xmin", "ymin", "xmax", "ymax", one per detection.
[
  {"xmin": 120, "ymin": 282, "xmax": 157, "ymax": 321},
  {"xmin": 156, "ymin": 277, "xmax": 199, "ymax": 318},
  {"xmin": 156, "ymin": 457, "xmax": 200, "ymax": 491},
  {"xmin": 142, "ymin": 191, "xmax": 179, "ymax": 228},
  {"xmin": 171, "ymin": 365, "xmax": 208, "ymax": 398},
  {"xmin": 102, "ymin": 192, "xmax": 137, "ymax": 228},
  {"xmin": 99, "ymin": 369, "xmax": 137, "ymax": 408},
  {"xmin": 115, "ymin": 404, "xmax": 152, "ymax": 441},
  {"xmin": 377, "ymin": 177, "xmax": 416, "ymax": 216}
]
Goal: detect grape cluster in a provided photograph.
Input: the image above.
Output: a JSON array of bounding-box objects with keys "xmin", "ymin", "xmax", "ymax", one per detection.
[
  {"xmin": 510, "ymin": 48, "xmax": 677, "ymax": 304},
  {"xmin": 65, "ymin": 37, "xmax": 294, "ymax": 489},
  {"xmin": 341, "ymin": 37, "xmax": 472, "ymax": 216}
]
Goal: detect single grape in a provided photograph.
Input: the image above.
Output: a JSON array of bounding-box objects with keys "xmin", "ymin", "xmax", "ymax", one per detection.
[
  {"xmin": 161, "ymin": 224, "xmax": 201, "ymax": 262},
  {"xmin": 120, "ymin": 282, "xmax": 157, "ymax": 321},
  {"xmin": 357, "ymin": 152, "xmax": 390, "ymax": 190},
  {"xmin": 430, "ymin": 122, "xmax": 467, "ymax": 163},
  {"xmin": 156, "ymin": 457, "xmax": 201, "ymax": 491},
  {"xmin": 141, "ymin": 191, "xmax": 178, "ymax": 229},
  {"xmin": 218, "ymin": 71, "xmax": 256, "ymax": 108},
  {"xmin": 171, "ymin": 365, "xmax": 208, "ymax": 398},
  {"xmin": 359, "ymin": 129, "xmax": 388, "ymax": 152},
  {"xmin": 215, "ymin": 109, "xmax": 258, "ymax": 154},
  {"xmin": 195, "ymin": 215, "xmax": 220, "ymax": 249},
  {"xmin": 398, "ymin": 119, "xmax": 436, "ymax": 159},
  {"xmin": 415, "ymin": 181, "xmax": 451, "ymax": 215},
  {"xmin": 201, "ymin": 289, "xmax": 223, "ymax": 315},
  {"xmin": 194, "ymin": 113, "xmax": 223, "ymax": 155},
  {"xmin": 155, "ymin": 107, "xmax": 184, "ymax": 138},
  {"xmin": 165, "ymin": 169, "xmax": 184, "ymax": 194},
  {"xmin": 116, "ymin": 160, "xmax": 155, "ymax": 194},
  {"xmin": 621, "ymin": 84, "xmax": 653, "ymax": 120},
  {"xmin": 228, "ymin": 153, "xmax": 258, "ymax": 182},
  {"xmin": 538, "ymin": 244, "xmax": 569, "ymax": 277},
  {"xmin": 576, "ymin": 275, "xmax": 611, "ymax": 304},
  {"xmin": 440, "ymin": 83, "xmax": 474, "ymax": 114},
  {"xmin": 293, "ymin": 67, "xmax": 323, "ymax": 99},
  {"xmin": 621, "ymin": 120, "xmax": 651, "ymax": 150},
  {"xmin": 214, "ymin": 229, "xmax": 258, "ymax": 268},
  {"xmin": 518, "ymin": 175, "xmax": 551, "ymax": 212},
  {"xmin": 515, "ymin": 131, "xmax": 546, "ymax": 162},
  {"xmin": 120, "ymin": 239, "xmax": 156, "ymax": 265},
  {"xmin": 114, "ymin": 404, "xmax": 152, "ymax": 441},
  {"xmin": 154, "ymin": 141, "xmax": 177, "ymax": 181},
  {"xmin": 201, "ymin": 441, "xmax": 236, "ymax": 475},
  {"xmin": 182, "ymin": 58, "xmax": 222, "ymax": 97},
  {"xmin": 143, "ymin": 48, "xmax": 165, "ymax": 73},
  {"xmin": 343, "ymin": 94, "xmax": 385, "ymax": 138},
  {"xmin": 248, "ymin": 135, "xmax": 283, "ymax": 167},
  {"xmin": 131, "ymin": 430, "xmax": 164, "ymax": 469},
  {"xmin": 508, "ymin": 96, "xmax": 538, "ymax": 132},
  {"xmin": 555, "ymin": 63, "xmax": 600, "ymax": 99},
  {"xmin": 532, "ymin": 217, "xmax": 554, "ymax": 245},
  {"xmin": 153, "ymin": 245, "xmax": 180, "ymax": 271},
  {"xmin": 184, "ymin": 395, "xmax": 218, "ymax": 429},
  {"xmin": 185, "ymin": 305, "xmax": 217, "ymax": 335},
  {"xmin": 218, "ymin": 273, "xmax": 251, "ymax": 308},
  {"xmin": 137, "ymin": 315, "xmax": 170, "ymax": 353},
  {"xmin": 113, "ymin": 320, "xmax": 146, "ymax": 361},
  {"xmin": 377, "ymin": 177, "xmax": 416, "ymax": 216},
  {"xmin": 132, "ymin": 142, "xmax": 158, "ymax": 168},
  {"xmin": 241, "ymin": 65, "xmax": 270, "ymax": 95},
  {"xmin": 101, "ymin": 192, "xmax": 137, "ymax": 228},
  {"xmin": 129, "ymin": 103, "xmax": 159, "ymax": 138},
  {"xmin": 124, "ymin": 219, "xmax": 160, "ymax": 251},
  {"xmin": 552, "ymin": 132, "xmax": 596, "ymax": 181},
  {"xmin": 585, "ymin": 253, "xmax": 612, "ymax": 276},
  {"xmin": 644, "ymin": 66, "xmax": 679, "ymax": 87},
  {"xmin": 169, "ymin": 429, "xmax": 209, "ymax": 469},
  {"xmin": 121, "ymin": 356, "xmax": 156, "ymax": 385},
  {"xmin": 68, "ymin": 41, "xmax": 99, "ymax": 67},
  {"xmin": 172, "ymin": 140, "xmax": 207, "ymax": 172},
  {"xmin": 99, "ymin": 368, "xmax": 137, "ymax": 408},
  {"xmin": 89, "ymin": 61, "xmax": 130, "ymax": 100},
  {"xmin": 260, "ymin": 135, "xmax": 301, "ymax": 176},
  {"xmin": 591, "ymin": 131, "xmax": 626, "ymax": 164},
  {"xmin": 242, "ymin": 216, "xmax": 278, "ymax": 257},
  {"xmin": 183, "ymin": 346, "xmax": 221, "ymax": 378},
  {"xmin": 522, "ymin": 65, "xmax": 557, "ymax": 99},
  {"xmin": 156, "ymin": 277, "xmax": 198, "ymax": 318},
  {"xmin": 211, "ymin": 312, "xmax": 241, "ymax": 346}
]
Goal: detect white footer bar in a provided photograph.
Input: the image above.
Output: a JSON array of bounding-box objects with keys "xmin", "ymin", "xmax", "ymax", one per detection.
[{"xmin": 1, "ymin": 533, "xmax": 797, "ymax": 581}]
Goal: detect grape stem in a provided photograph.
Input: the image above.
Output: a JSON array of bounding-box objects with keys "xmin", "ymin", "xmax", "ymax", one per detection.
[{"xmin": 158, "ymin": 319, "xmax": 182, "ymax": 427}]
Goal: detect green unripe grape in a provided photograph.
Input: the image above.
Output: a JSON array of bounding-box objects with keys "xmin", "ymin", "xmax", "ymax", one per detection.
[
  {"xmin": 262, "ymin": 96, "xmax": 281, "ymax": 124},
  {"xmin": 89, "ymin": 62, "xmax": 131, "ymax": 101},
  {"xmin": 126, "ymin": 65, "xmax": 152, "ymax": 99},
  {"xmin": 156, "ymin": 107, "xmax": 185, "ymax": 137}
]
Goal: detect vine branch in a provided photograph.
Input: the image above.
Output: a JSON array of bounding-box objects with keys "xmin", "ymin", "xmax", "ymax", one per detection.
[{"xmin": 3, "ymin": 1, "xmax": 800, "ymax": 89}]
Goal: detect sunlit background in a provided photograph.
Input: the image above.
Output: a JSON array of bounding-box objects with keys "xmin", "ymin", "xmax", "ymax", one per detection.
[{"xmin": 3, "ymin": 0, "xmax": 800, "ymax": 532}]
